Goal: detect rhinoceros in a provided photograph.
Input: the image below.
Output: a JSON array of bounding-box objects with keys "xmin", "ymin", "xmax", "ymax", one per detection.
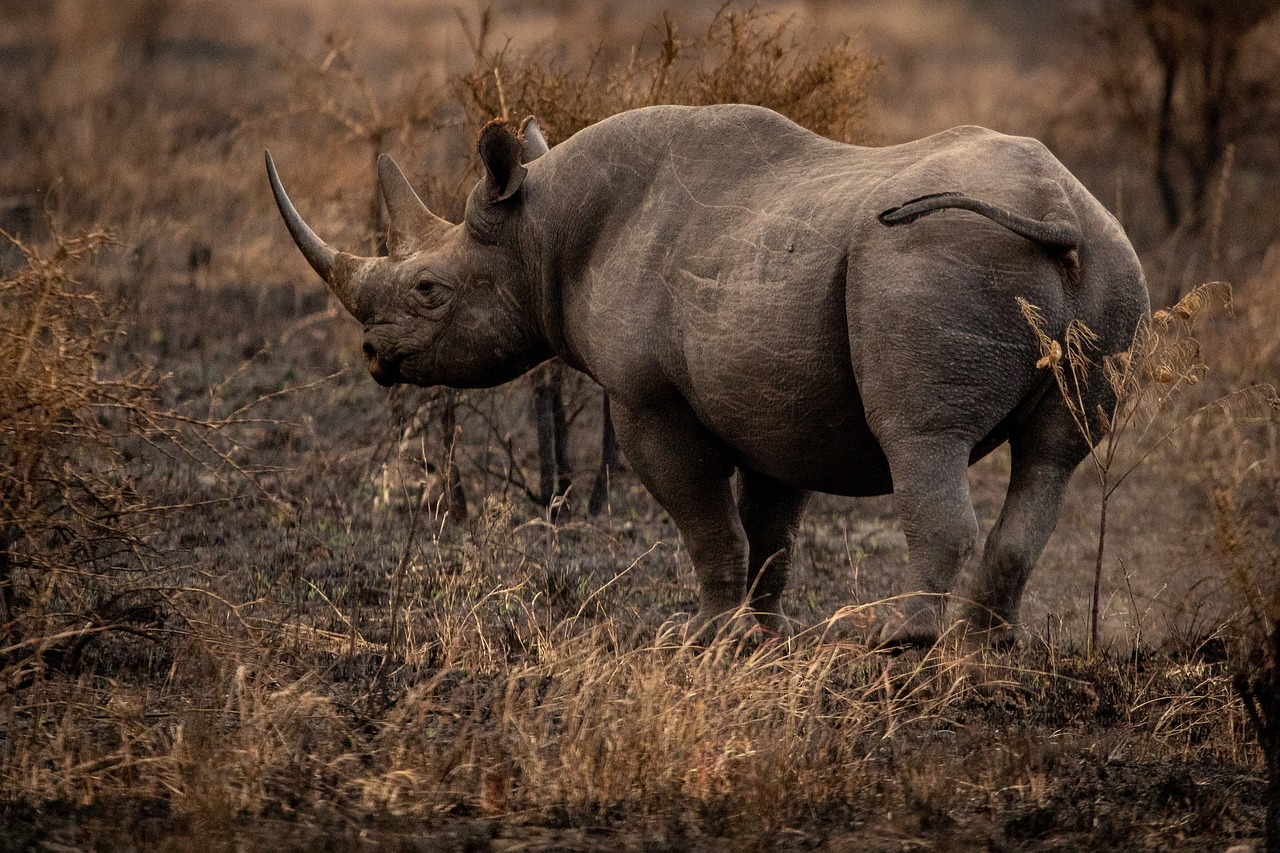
[{"xmin": 266, "ymin": 103, "xmax": 1149, "ymax": 645}]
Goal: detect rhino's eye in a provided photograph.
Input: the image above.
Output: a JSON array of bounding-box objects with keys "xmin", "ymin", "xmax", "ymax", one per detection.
[{"xmin": 415, "ymin": 276, "xmax": 451, "ymax": 310}]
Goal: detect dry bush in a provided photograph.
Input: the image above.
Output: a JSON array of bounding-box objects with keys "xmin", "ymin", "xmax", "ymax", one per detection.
[
  {"xmin": 1227, "ymin": 418, "xmax": 1280, "ymax": 849},
  {"xmin": 1017, "ymin": 273, "xmax": 1280, "ymax": 846},
  {"xmin": 1021, "ymin": 282, "xmax": 1279, "ymax": 651},
  {"xmin": 279, "ymin": 33, "xmax": 444, "ymax": 254},
  {"xmin": 1237, "ymin": 617, "xmax": 1280, "ymax": 853},
  {"xmin": 455, "ymin": 5, "xmax": 879, "ymax": 147},
  {"xmin": 1213, "ymin": 273, "xmax": 1280, "ymax": 853},
  {"xmin": 0, "ymin": 228, "xmax": 162, "ymax": 693},
  {"xmin": 0, "ymin": 228, "xmax": 247, "ymax": 698}
]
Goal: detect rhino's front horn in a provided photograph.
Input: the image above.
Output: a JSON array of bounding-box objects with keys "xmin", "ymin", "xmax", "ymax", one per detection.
[{"xmin": 265, "ymin": 150, "xmax": 338, "ymax": 283}]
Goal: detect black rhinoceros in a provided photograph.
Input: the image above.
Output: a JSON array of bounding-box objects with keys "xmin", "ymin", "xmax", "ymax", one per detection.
[{"xmin": 266, "ymin": 104, "xmax": 1149, "ymax": 645}]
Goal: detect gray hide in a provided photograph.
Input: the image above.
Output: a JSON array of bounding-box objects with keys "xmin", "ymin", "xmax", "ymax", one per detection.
[{"xmin": 267, "ymin": 104, "xmax": 1150, "ymax": 645}]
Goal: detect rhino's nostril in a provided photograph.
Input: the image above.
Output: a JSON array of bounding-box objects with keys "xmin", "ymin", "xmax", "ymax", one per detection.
[{"xmin": 362, "ymin": 341, "xmax": 377, "ymax": 360}]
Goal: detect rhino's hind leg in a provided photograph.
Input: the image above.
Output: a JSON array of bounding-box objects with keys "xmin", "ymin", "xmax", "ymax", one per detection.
[
  {"xmin": 962, "ymin": 393, "xmax": 1091, "ymax": 642},
  {"xmin": 608, "ymin": 398, "xmax": 751, "ymax": 637},
  {"xmin": 736, "ymin": 470, "xmax": 811, "ymax": 636},
  {"xmin": 878, "ymin": 435, "xmax": 980, "ymax": 647}
]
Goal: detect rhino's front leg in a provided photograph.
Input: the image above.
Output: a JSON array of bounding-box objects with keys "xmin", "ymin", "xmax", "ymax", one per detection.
[{"xmin": 608, "ymin": 397, "xmax": 750, "ymax": 636}]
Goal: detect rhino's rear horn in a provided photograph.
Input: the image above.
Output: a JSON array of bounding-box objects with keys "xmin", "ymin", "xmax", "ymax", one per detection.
[
  {"xmin": 265, "ymin": 150, "xmax": 337, "ymax": 282},
  {"xmin": 377, "ymin": 154, "xmax": 451, "ymax": 253}
]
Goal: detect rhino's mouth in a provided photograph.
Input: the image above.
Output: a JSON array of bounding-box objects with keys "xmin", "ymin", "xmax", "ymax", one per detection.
[
  {"xmin": 363, "ymin": 341, "xmax": 402, "ymax": 386},
  {"xmin": 368, "ymin": 364, "xmax": 399, "ymax": 387}
]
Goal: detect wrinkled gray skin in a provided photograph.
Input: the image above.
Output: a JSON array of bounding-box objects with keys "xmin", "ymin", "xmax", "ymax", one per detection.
[{"xmin": 267, "ymin": 104, "xmax": 1149, "ymax": 645}]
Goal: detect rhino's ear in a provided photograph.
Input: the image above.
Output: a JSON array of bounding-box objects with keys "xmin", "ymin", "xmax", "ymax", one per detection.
[
  {"xmin": 478, "ymin": 120, "xmax": 527, "ymax": 203},
  {"xmin": 519, "ymin": 116, "xmax": 549, "ymax": 163}
]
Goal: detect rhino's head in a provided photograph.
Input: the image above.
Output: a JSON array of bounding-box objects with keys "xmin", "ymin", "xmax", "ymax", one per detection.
[{"xmin": 266, "ymin": 118, "xmax": 553, "ymax": 388}]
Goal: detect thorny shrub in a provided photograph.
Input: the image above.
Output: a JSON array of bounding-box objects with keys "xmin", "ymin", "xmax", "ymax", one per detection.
[
  {"xmin": 456, "ymin": 5, "xmax": 880, "ymax": 148},
  {"xmin": 0, "ymin": 229, "xmax": 234, "ymax": 696}
]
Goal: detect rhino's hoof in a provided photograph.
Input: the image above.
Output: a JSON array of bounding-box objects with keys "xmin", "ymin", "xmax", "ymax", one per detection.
[
  {"xmin": 752, "ymin": 610, "xmax": 794, "ymax": 641},
  {"xmin": 875, "ymin": 622, "xmax": 939, "ymax": 651},
  {"xmin": 955, "ymin": 612, "xmax": 1019, "ymax": 650},
  {"xmin": 683, "ymin": 608, "xmax": 764, "ymax": 646}
]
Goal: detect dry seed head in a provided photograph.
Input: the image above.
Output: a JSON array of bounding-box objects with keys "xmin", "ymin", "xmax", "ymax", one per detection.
[
  {"xmin": 1172, "ymin": 291, "xmax": 1203, "ymax": 320},
  {"xmin": 1153, "ymin": 364, "xmax": 1178, "ymax": 383},
  {"xmin": 1036, "ymin": 339, "xmax": 1063, "ymax": 370},
  {"xmin": 1153, "ymin": 309, "xmax": 1171, "ymax": 327}
]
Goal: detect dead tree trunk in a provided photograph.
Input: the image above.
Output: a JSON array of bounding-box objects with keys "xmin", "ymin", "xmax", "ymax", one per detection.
[
  {"xmin": 588, "ymin": 395, "xmax": 622, "ymax": 516},
  {"xmin": 532, "ymin": 362, "xmax": 571, "ymax": 508},
  {"xmin": 439, "ymin": 389, "xmax": 468, "ymax": 522},
  {"xmin": 1151, "ymin": 36, "xmax": 1183, "ymax": 228}
]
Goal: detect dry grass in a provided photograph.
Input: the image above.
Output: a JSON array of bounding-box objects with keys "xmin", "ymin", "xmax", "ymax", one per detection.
[
  {"xmin": 1020, "ymin": 282, "xmax": 1280, "ymax": 651},
  {"xmin": 0, "ymin": 575, "xmax": 1261, "ymax": 848}
]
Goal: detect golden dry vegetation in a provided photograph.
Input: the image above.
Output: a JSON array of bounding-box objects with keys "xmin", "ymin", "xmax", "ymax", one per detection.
[{"xmin": 2, "ymin": 1, "xmax": 1280, "ymax": 850}]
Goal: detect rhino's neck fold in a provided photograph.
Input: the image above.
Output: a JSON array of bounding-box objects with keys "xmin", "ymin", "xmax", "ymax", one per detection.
[{"xmin": 506, "ymin": 184, "xmax": 575, "ymax": 373}]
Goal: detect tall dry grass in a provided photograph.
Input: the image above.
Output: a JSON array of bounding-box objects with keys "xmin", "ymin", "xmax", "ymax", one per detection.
[{"xmin": 1, "ymin": 576, "xmax": 1257, "ymax": 842}]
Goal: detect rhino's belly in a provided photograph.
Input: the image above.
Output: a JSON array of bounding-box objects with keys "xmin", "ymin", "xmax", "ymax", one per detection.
[
  {"xmin": 688, "ymin": 366, "xmax": 894, "ymax": 497},
  {"xmin": 729, "ymin": 415, "xmax": 893, "ymax": 496}
]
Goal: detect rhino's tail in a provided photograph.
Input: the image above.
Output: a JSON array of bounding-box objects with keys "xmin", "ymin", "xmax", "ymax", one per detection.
[
  {"xmin": 878, "ymin": 191, "xmax": 1081, "ymax": 284},
  {"xmin": 878, "ymin": 191, "xmax": 1080, "ymax": 251}
]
